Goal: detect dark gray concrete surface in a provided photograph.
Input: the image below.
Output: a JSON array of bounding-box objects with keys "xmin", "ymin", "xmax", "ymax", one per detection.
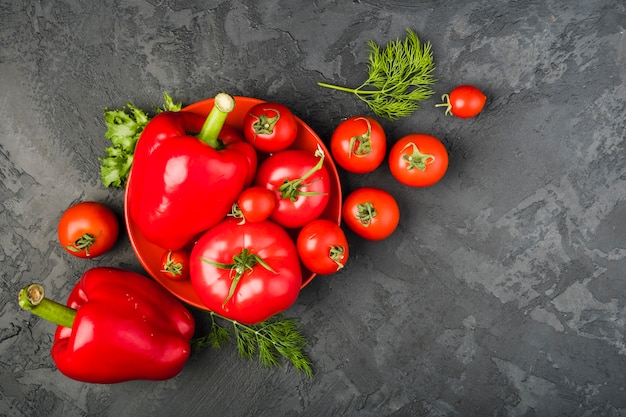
[{"xmin": 2, "ymin": 0, "xmax": 625, "ymax": 416}]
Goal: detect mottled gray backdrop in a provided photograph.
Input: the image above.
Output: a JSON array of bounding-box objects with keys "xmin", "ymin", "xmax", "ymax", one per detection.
[{"xmin": 1, "ymin": 0, "xmax": 625, "ymax": 416}]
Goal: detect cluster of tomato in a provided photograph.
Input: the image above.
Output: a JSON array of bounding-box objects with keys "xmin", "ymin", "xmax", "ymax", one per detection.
[{"xmin": 332, "ymin": 84, "xmax": 487, "ymax": 241}]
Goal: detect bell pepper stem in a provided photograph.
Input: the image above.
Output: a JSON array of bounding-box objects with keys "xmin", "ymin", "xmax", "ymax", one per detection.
[
  {"xmin": 197, "ymin": 92, "xmax": 236, "ymax": 149},
  {"xmin": 18, "ymin": 284, "xmax": 76, "ymax": 329}
]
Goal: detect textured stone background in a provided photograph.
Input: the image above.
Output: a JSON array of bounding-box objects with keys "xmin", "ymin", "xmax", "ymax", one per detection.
[{"xmin": 1, "ymin": 0, "xmax": 625, "ymax": 416}]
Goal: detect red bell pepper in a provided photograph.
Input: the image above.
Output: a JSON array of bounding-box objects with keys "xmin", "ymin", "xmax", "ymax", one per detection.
[
  {"xmin": 127, "ymin": 93, "xmax": 256, "ymax": 250},
  {"xmin": 18, "ymin": 267, "xmax": 195, "ymax": 384}
]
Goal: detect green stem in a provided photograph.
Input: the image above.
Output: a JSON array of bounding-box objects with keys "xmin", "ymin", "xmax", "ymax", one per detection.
[
  {"xmin": 200, "ymin": 248, "xmax": 276, "ymax": 308},
  {"xmin": 318, "ymin": 82, "xmax": 380, "ymax": 95},
  {"xmin": 401, "ymin": 142, "xmax": 436, "ymax": 171},
  {"xmin": 197, "ymin": 93, "xmax": 235, "ymax": 149},
  {"xmin": 278, "ymin": 147, "xmax": 325, "ymax": 202},
  {"xmin": 18, "ymin": 284, "xmax": 76, "ymax": 329}
]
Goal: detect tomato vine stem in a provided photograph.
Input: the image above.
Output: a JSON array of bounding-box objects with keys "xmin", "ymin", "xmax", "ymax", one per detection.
[{"xmin": 278, "ymin": 146, "xmax": 326, "ymax": 202}]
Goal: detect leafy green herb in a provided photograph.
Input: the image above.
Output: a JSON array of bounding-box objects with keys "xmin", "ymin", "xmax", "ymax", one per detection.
[
  {"xmin": 318, "ymin": 28, "xmax": 436, "ymax": 121},
  {"xmin": 192, "ymin": 312, "xmax": 313, "ymax": 378},
  {"xmin": 99, "ymin": 92, "xmax": 182, "ymax": 188}
]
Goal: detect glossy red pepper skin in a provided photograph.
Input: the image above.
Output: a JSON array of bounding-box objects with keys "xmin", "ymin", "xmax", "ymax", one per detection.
[
  {"xmin": 52, "ymin": 267, "xmax": 195, "ymax": 383},
  {"xmin": 127, "ymin": 110, "xmax": 254, "ymax": 250}
]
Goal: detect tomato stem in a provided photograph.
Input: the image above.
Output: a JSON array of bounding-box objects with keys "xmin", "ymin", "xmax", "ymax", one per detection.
[
  {"xmin": 401, "ymin": 142, "xmax": 435, "ymax": 171},
  {"xmin": 18, "ymin": 284, "xmax": 76, "ymax": 329},
  {"xmin": 348, "ymin": 117, "xmax": 373, "ymax": 158},
  {"xmin": 278, "ymin": 146, "xmax": 326, "ymax": 202},
  {"xmin": 435, "ymin": 93, "xmax": 453, "ymax": 116},
  {"xmin": 66, "ymin": 231, "xmax": 101, "ymax": 257},
  {"xmin": 252, "ymin": 109, "xmax": 280, "ymax": 135},
  {"xmin": 200, "ymin": 248, "xmax": 277, "ymax": 309},
  {"xmin": 328, "ymin": 245, "xmax": 346, "ymax": 270},
  {"xmin": 356, "ymin": 202, "xmax": 377, "ymax": 226},
  {"xmin": 197, "ymin": 93, "xmax": 235, "ymax": 149},
  {"xmin": 161, "ymin": 250, "xmax": 184, "ymax": 276},
  {"xmin": 227, "ymin": 203, "xmax": 246, "ymax": 225}
]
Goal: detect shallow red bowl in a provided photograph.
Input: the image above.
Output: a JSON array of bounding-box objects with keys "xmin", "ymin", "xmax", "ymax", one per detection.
[{"xmin": 125, "ymin": 96, "xmax": 342, "ymax": 310}]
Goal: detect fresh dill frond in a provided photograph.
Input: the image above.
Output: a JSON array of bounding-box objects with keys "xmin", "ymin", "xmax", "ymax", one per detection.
[
  {"xmin": 318, "ymin": 28, "xmax": 436, "ymax": 120},
  {"xmin": 192, "ymin": 312, "xmax": 313, "ymax": 378}
]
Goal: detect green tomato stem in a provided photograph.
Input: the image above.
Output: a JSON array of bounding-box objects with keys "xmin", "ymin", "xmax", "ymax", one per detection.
[
  {"xmin": 200, "ymin": 248, "xmax": 277, "ymax": 309},
  {"xmin": 356, "ymin": 202, "xmax": 377, "ymax": 226},
  {"xmin": 401, "ymin": 142, "xmax": 436, "ymax": 171},
  {"xmin": 197, "ymin": 93, "xmax": 235, "ymax": 149},
  {"xmin": 278, "ymin": 147, "xmax": 326, "ymax": 202},
  {"xmin": 434, "ymin": 93, "xmax": 453, "ymax": 116},
  {"xmin": 328, "ymin": 245, "xmax": 346, "ymax": 270},
  {"xmin": 18, "ymin": 284, "xmax": 76, "ymax": 329}
]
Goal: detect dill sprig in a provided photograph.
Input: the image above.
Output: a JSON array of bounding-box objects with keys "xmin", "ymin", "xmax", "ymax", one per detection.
[
  {"xmin": 318, "ymin": 29, "xmax": 436, "ymax": 121},
  {"xmin": 192, "ymin": 312, "xmax": 313, "ymax": 378}
]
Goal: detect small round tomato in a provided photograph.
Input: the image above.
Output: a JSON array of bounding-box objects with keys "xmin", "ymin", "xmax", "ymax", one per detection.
[
  {"xmin": 389, "ymin": 134, "xmax": 448, "ymax": 187},
  {"xmin": 58, "ymin": 201, "xmax": 119, "ymax": 258},
  {"xmin": 342, "ymin": 188, "xmax": 399, "ymax": 241},
  {"xmin": 297, "ymin": 219, "xmax": 349, "ymax": 275},
  {"xmin": 242, "ymin": 102, "xmax": 298, "ymax": 153},
  {"xmin": 160, "ymin": 249, "xmax": 190, "ymax": 280},
  {"xmin": 436, "ymin": 85, "xmax": 486, "ymax": 118},
  {"xmin": 237, "ymin": 186, "xmax": 277, "ymax": 223},
  {"xmin": 330, "ymin": 116, "xmax": 386, "ymax": 174}
]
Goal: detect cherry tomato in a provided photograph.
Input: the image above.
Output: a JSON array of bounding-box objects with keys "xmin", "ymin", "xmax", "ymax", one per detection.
[
  {"xmin": 342, "ymin": 188, "xmax": 399, "ymax": 241},
  {"xmin": 389, "ymin": 134, "xmax": 448, "ymax": 187},
  {"xmin": 436, "ymin": 85, "xmax": 486, "ymax": 118},
  {"xmin": 297, "ymin": 219, "xmax": 349, "ymax": 275},
  {"xmin": 243, "ymin": 102, "xmax": 298, "ymax": 153},
  {"xmin": 236, "ymin": 186, "xmax": 277, "ymax": 223},
  {"xmin": 330, "ymin": 116, "xmax": 386, "ymax": 174},
  {"xmin": 254, "ymin": 148, "xmax": 331, "ymax": 229},
  {"xmin": 57, "ymin": 201, "xmax": 119, "ymax": 258},
  {"xmin": 160, "ymin": 249, "xmax": 190, "ymax": 281}
]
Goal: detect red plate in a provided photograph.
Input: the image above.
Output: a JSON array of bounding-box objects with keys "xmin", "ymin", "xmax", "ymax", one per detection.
[{"xmin": 125, "ymin": 96, "xmax": 342, "ymax": 310}]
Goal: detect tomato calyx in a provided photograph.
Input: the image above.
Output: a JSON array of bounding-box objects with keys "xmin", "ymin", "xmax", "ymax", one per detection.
[
  {"xmin": 401, "ymin": 142, "xmax": 435, "ymax": 171},
  {"xmin": 66, "ymin": 231, "xmax": 102, "ymax": 257},
  {"xmin": 278, "ymin": 146, "xmax": 326, "ymax": 202},
  {"xmin": 356, "ymin": 202, "xmax": 377, "ymax": 226},
  {"xmin": 435, "ymin": 93, "xmax": 453, "ymax": 116},
  {"xmin": 227, "ymin": 203, "xmax": 246, "ymax": 224},
  {"xmin": 251, "ymin": 111, "xmax": 280, "ymax": 136},
  {"xmin": 349, "ymin": 117, "xmax": 374, "ymax": 158},
  {"xmin": 161, "ymin": 250, "xmax": 185, "ymax": 277},
  {"xmin": 200, "ymin": 248, "xmax": 277, "ymax": 308},
  {"xmin": 329, "ymin": 245, "xmax": 347, "ymax": 270}
]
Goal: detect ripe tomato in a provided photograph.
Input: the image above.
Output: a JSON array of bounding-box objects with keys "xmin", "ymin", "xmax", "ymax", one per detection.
[
  {"xmin": 297, "ymin": 219, "xmax": 349, "ymax": 275},
  {"xmin": 436, "ymin": 85, "xmax": 486, "ymax": 118},
  {"xmin": 242, "ymin": 102, "xmax": 298, "ymax": 153},
  {"xmin": 330, "ymin": 116, "xmax": 386, "ymax": 174},
  {"xmin": 254, "ymin": 148, "xmax": 331, "ymax": 229},
  {"xmin": 190, "ymin": 218, "xmax": 302, "ymax": 324},
  {"xmin": 236, "ymin": 186, "xmax": 276, "ymax": 223},
  {"xmin": 389, "ymin": 134, "xmax": 448, "ymax": 187},
  {"xmin": 342, "ymin": 188, "xmax": 399, "ymax": 241},
  {"xmin": 57, "ymin": 201, "xmax": 119, "ymax": 258},
  {"xmin": 160, "ymin": 250, "xmax": 190, "ymax": 281}
]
